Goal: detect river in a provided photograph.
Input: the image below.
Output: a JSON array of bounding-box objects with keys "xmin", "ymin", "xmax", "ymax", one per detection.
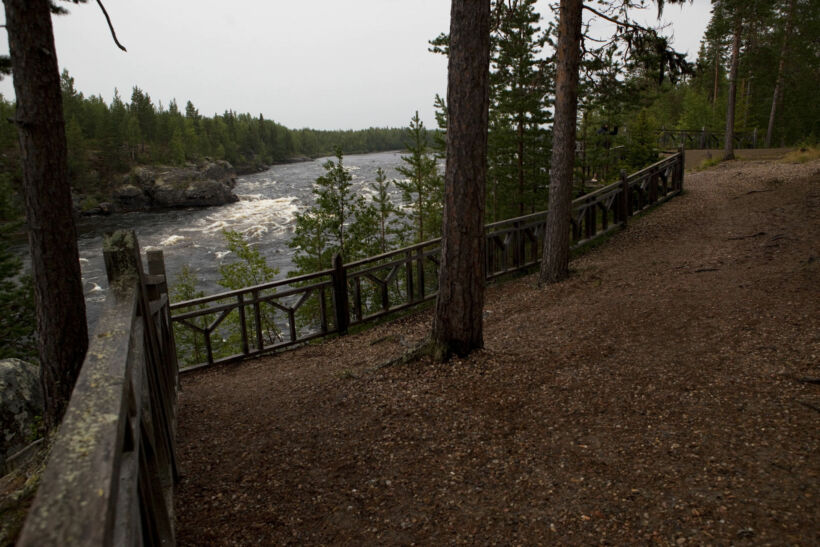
[{"xmin": 76, "ymin": 150, "xmax": 409, "ymax": 331}]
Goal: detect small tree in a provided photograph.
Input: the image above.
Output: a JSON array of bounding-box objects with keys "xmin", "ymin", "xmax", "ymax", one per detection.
[
  {"xmin": 218, "ymin": 229, "xmax": 281, "ymax": 346},
  {"xmin": 290, "ymin": 148, "xmax": 377, "ymax": 273},
  {"xmin": 395, "ymin": 112, "xmax": 443, "ymax": 244},
  {"xmin": 370, "ymin": 167, "xmax": 405, "ymax": 253},
  {"xmin": 170, "ymin": 265, "xmax": 208, "ymax": 367}
]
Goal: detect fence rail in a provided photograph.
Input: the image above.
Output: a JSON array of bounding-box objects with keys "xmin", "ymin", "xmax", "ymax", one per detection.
[
  {"xmin": 171, "ymin": 151, "xmax": 684, "ymax": 370},
  {"xmin": 19, "ymin": 231, "xmax": 179, "ymax": 546},
  {"xmin": 657, "ymin": 128, "xmax": 758, "ymax": 150}
]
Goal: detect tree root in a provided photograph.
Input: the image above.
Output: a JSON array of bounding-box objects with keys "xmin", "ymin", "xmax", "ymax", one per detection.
[{"xmin": 373, "ymin": 338, "xmax": 437, "ymax": 370}]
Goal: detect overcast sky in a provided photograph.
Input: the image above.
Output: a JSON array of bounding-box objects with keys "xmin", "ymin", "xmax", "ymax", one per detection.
[{"xmin": 0, "ymin": 0, "xmax": 713, "ymax": 131}]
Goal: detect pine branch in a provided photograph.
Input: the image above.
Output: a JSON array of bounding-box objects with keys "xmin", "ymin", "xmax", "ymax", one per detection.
[{"xmin": 96, "ymin": 0, "xmax": 127, "ymax": 52}]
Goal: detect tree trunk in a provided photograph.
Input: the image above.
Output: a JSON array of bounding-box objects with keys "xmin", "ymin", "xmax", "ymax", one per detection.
[
  {"xmin": 765, "ymin": 0, "xmax": 795, "ymax": 148},
  {"xmin": 431, "ymin": 0, "xmax": 490, "ymax": 361},
  {"xmin": 538, "ymin": 0, "xmax": 582, "ymax": 285},
  {"xmin": 4, "ymin": 0, "xmax": 89, "ymax": 430},
  {"xmin": 712, "ymin": 48, "xmax": 720, "ymax": 109},
  {"xmin": 723, "ymin": 15, "xmax": 742, "ymax": 161},
  {"xmin": 517, "ymin": 119, "xmax": 525, "ymax": 216}
]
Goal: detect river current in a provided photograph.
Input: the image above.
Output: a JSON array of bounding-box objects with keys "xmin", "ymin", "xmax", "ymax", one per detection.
[{"xmin": 76, "ymin": 150, "xmax": 408, "ymax": 330}]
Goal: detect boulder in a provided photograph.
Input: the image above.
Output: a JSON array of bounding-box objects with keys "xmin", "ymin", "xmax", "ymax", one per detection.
[
  {"xmin": 113, "ymin": 184, "xmax": 150, "ymax": 211},
  {"xmin": 110, "ymin": 161, "xmax": 239, "ymax": 211},
  {"xmin": 0, "ymin": 359, "xmax": 43, "ymax": 470},
  {"xmin": 184, "ymin": 179, "xmax": 239, "ymax": 207}
]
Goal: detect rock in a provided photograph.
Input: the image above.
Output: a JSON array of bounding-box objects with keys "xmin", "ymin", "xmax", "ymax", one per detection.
[
  {"xmin": 113, "ymin": 184, "xmax": 150, "ymax": 211},
  {"xmin": 111, "ymin": 161, "xmax": 239, "ymax": 212},
  {"xmin": 0, "ymin": 359, "xmax": 43, "ymax": 471},
  {"xmin": 184, "ymin": 179, "xmax": 239, "ymax": 207}
]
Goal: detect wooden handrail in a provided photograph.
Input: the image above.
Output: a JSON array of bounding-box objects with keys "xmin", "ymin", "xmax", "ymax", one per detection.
[{"xmin": 19, "ymin": 231, "xmax": 179, "ymax": 546}]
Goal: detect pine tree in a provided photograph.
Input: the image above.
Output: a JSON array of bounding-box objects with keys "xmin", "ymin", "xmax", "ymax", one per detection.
[
  {"xmin": 370, "ymin": 167, "xmax": 405, "ymax": 254},
  {"xmin": 431, "ymin": 0, "xmax": 491, "ymax": 361},
  {"xmin": 290, "ymin": 148, "xmax": 378, "ymax": 273},
  {"xmin": 395, "ymin": 112, "xmax": 442, "ymax": 243}
]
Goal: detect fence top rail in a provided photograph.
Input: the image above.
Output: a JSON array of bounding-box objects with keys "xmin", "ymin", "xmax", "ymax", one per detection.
[
  {"xmin": 170, "ymin": 267, "xmax": 335, "ymax": 310},
  {"xmin": 344, "ymin": 238, "xmax": 443, "ymax": 270},
  {"xmin": 18, "ymin": 284, "xmax": 139, "ymax": 546},
  {"xmin": 625, "ymin": 154, "xmax": 679, "ymax": 182}
]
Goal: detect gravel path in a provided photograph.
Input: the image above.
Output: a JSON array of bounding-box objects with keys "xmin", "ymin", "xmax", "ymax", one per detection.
[{"xmin": 175, "ymin": 159, "xmax": 819, "ymax": 545}]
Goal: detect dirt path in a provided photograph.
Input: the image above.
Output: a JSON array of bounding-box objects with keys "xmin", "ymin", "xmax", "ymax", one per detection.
[{"xmin": 175, "ymin": 159, "xmax": 819, "ymax": 545}]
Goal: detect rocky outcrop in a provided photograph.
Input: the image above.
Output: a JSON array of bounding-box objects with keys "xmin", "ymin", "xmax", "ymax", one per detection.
[
  {"xmin": 0, "ymin": 359, "xmax": 43, "ymax": 471},
  {"xmin": 108, "ymin": 159, "xmax": 239, "ymax": 212}
]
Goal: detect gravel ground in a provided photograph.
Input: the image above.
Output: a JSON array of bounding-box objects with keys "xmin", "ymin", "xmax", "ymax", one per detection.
[{"xmin": 175, "ymin": 158, "xmax": 819, "ymax": 545}]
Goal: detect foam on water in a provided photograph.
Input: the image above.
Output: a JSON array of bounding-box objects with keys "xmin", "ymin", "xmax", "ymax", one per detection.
[{"xmin": 159, "ymin": 234, "xmax": 186, "ymax": 246}]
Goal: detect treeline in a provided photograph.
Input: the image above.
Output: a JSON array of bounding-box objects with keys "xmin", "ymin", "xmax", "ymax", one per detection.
[{"xmin": 0, "ymin": 70, "xmax": 410, "ymax": 221}]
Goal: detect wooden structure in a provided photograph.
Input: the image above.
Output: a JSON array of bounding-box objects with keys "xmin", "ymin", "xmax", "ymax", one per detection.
[
  {"xmin": 18, "ymin": 231, "xmax": 179, "ymax": 545},
  {"xmin": 657, "ymin": 128, "xmax": 757, "ymax": 150},
  {"xmin": 172, "ymin": 151, "xmax": 684, "ymax": 370}
]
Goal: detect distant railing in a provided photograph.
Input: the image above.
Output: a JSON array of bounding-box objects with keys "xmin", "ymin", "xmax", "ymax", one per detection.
[
  {"xmin": 171, "ymin": 151, "xmax": 684, "ymax": 370},
  {"xmin": 19, "ymin": 231, "xmax": 179, "ymax": 545},
  {"xmin": 657, "ymin": 128, "xmax": 758, "ymax": 150}
]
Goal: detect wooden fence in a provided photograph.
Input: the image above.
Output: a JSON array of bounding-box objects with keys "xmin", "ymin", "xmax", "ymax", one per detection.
[
  {"xmin": 657, "ymin": 128, "xmax": 758, "ymax": 150},
  {"xmin": 18, "ymin": 231, "xmax": 179, "ymax": 545},
  {"xmin": 171, "ymin": 151, "xmax": 684, "ymax": 371}
]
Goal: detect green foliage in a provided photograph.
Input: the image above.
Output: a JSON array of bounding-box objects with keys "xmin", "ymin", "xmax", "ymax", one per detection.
[
  {"xmin": 371, "ymin": 167, "xmax": 406, "ymax": 253},
  {"xmin": 218, "ymin": 229, "xmax": 279, "ymax": 289},
  {"xmin": 218, "ymin": 229, "xmax": 281, "ymax": 348},
  {"xmin": 170, "ymin": 264, "xmax": 209, "ymax": 367},
  {"xmin": 290, "ymin": 148, "xmax": 379, "ymax": 273},
  {"xmin": 395, "ymin": 112, "xmax": 442, "ymax": 243},
  {"xmin": 0, "ymin": 224, "xmax": 36, "ymax": 361}
]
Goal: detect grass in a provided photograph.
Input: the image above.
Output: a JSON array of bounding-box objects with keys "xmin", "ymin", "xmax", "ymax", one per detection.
[
  {"xmin": 697, "ymin": 156, "xmax": 722, "ymax": 170},
  {"xmin": 782, "ymin": 146, "xmax": 820, "ymax": 164}
]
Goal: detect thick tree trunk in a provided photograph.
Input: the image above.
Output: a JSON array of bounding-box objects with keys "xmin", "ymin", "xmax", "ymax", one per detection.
[
  {"xmin": 431, "ymin": 0, "xmax": 490, "ymax": 361},
  {"xmin": 4, "ymin": 0, "xmax": 89, "ymax": 430},
  {"xmin": 765, "ymin": 0, "xmax": 795, "ymax": 148},
  {"xmin": 538, "ymin": 0, "xmax": 582, "ymax": 285},
  {"xmin": 723, "ymin": 15, "xmax": 742, "ymax": 161}
]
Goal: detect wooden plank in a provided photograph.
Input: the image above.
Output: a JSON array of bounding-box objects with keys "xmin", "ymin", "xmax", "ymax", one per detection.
[{"xmin": 18, "ymin": 286, "xmax": 138, "ymax": 546}]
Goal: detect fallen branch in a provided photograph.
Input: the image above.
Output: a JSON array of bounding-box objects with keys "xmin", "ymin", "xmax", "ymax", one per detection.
[
  {"xmin": 727, "ymin": 232, "xmax": 766, "ymax": 240},
  {"xmin": 797, "ymin": 401, "xmax": 820, "ymax": 414},
  {"xmin": 732, "ymin": 189, "xmax": 773, "ymax": 199}
]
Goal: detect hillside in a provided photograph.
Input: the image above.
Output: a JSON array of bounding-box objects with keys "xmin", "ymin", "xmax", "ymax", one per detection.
[{"xmin": 174, "ymin": 158, "xmax": 819, "ymax": 544}]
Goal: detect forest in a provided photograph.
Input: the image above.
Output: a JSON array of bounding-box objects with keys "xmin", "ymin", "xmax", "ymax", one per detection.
[{"xmin": 0, "ymin": 73, "xmax": 412, "ymax": 222}]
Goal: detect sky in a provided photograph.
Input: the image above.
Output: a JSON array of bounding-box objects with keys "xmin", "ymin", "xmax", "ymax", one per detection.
[{"xmin": 0, "ymin": 0, "xmax": 713, "ymax": 131}]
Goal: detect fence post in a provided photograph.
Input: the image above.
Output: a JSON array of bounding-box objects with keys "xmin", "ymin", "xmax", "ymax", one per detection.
[
  {"xmin": 332, "ymin": 252, "xmax": 349, "ymax": 335},
  {"xmin": 678, "ymin": 146, "xmax": 685, "ymax": 192},
  {"xmin": 620, "ymin": 169, "xmax": 629, "ymax": 226},
  {"xmin": 752, "ymin": 127, "xmax": 757, "ymax": 148},
  {"xmin": 103, "ymin": 230, "xmax": 140, "ymax": 286}
]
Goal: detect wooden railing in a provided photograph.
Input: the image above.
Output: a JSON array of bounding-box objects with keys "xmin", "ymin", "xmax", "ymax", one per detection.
[
  {"xmin": 171, "ymin": 151, "xmax": 684, "ymax": 370},
  {"xmin": 19, "ymin": 231, "xmax": 179, "ymax": 546},
  {"xmin": 657, "ymin": 128, "xmax": 758, "ymax": 150}
]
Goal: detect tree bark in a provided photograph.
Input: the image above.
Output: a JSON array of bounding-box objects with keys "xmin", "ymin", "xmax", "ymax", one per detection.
[
  {"xmin": 723, "ymin": 15, "xmax": 742, "ymax": 161},
  {"xmin": 4, "ymin": 0, "xmax": 89, "ymax": 430},
  {"xmin": 765, "ymin": 0, "xmax": 795, "ymax": 148},
  {"xmin": 538, "ymin": 0, "xmax": 583, "ymax": 285},
  {"xmin": 431, "ymin": 0, "xmax": 490, "ymax": 361}
]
